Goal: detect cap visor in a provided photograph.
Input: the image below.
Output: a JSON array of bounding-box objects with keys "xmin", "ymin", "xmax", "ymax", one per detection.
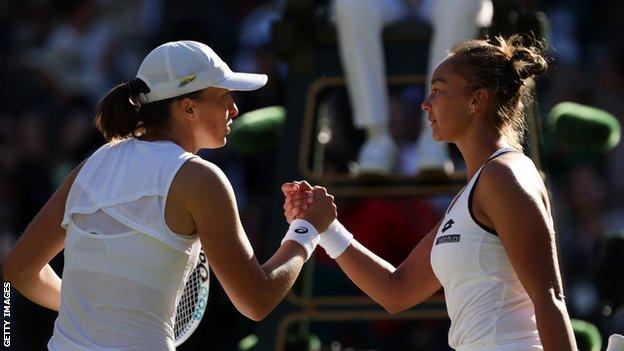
[{"xmin": 214, "ymin": 72, "xmax": 268, "ymax": 91}]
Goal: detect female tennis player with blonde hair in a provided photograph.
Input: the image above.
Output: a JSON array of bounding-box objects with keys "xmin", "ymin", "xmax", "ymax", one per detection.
[
  {"xmin": 3, "ymin": 40, "xmax": 336, "ymax": 350},
  {"xmin": 284, "ymin": 35, "xmax": 577, "ymax": 350}
]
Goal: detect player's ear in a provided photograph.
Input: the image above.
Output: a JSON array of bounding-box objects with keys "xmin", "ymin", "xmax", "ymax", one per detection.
[{"xmin": 469, "ymin": 88, "xmax": 490, "ymax": 115}]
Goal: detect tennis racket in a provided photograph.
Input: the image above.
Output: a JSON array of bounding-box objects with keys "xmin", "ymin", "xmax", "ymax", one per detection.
[{"xmin": 174, "ymin": 248, "xmax": 210, "ymax": 346}]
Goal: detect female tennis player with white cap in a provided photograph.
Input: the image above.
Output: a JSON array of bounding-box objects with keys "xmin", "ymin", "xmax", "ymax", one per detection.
[{"xmin": 3, "ymin": 40, "xmax": 336, "ymax": 350}]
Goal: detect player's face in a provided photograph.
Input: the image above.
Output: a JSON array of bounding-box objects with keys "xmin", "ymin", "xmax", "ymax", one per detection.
[
  {"xmin": 421, "ymin": 59, "xmax": 472, "ymax": 143},
  {"xmin": 193, "ymin": 87, "xmax": 239, "ymax": 148}
]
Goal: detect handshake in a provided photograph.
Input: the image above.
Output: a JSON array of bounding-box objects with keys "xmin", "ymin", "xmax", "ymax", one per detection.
[{"xmin": 280, "ymin": 181, "xmax": 353, "ymax": 260}]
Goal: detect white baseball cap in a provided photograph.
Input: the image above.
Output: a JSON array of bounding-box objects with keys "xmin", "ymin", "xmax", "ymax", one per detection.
[{"xmin": 136, "ymin": 40, "xmax": 268, "ymax": 104}]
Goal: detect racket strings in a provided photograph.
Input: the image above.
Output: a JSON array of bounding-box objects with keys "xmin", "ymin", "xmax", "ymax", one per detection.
[{"xmin": 174, "ymin": 264, "xmax": 202, "ymax": 339}]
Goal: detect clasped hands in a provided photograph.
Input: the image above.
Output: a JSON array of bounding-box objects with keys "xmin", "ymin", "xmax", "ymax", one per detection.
[{"xmin": 281, "ymin": 181, "xmax": 336, "ymax": 233}]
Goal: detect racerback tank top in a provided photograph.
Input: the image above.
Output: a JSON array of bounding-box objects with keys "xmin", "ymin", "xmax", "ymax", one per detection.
[{"xmin": 48, "ymin": 138, "xmax": 201, "ymax": 351}]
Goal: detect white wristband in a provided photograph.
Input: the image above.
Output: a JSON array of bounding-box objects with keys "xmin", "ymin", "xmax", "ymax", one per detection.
[
  {"xmin": 319, "ymin": 220, "xmax": 353, "ymax": 259},
  {"xmin": 281, "ymin": 219, "xmax": 320, "ymax": 260}
]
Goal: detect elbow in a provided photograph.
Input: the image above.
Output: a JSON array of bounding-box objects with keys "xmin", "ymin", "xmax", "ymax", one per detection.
[
  {"xmin": 241, "ymin": 304, "xmax": 272, "ymax": 322},
  {"xmin": 383, "ymin": 301, "xmax": 408, "ymax": 314},
  {"xmin": 228, "ymin": 282, "xmax": 281, "ymax": 321},
  {"xmin": 384, "ymin": 305, "xmax": 402, "ymax": 314},
  {"xmin": 3, "ymin": 249, "xmax": 39, "ymax": 291},
  {"xmin": 244, "ymin": 309, "xmax": 269, "ymax": 322},
  {"xmin": 378, "ymin": 280, "xmax": 413, "ymax": 313},
  {"xmin": 235, "ymin": 295, "xmax": 276, "ymax": 322},
  {"xmin": 378, "ymin": 292, "xmax": 410, "ymax": 313},
  {"xmin": 380, "ymin": 291, "xmax": 423, "ymax": 314},
  {"xmin": 3, "ymin": 252, "xmax": 22, "ymax": 283},
  {"xmin": 2, "ymin": 264, "xmax": 12, "ymax": 283}
]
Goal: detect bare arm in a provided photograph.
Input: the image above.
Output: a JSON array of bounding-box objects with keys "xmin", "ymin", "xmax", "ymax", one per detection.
[
  {"xmin": 282, "ymin": 181, "xmax": 442, "ymax": 313},
  {"xmin": 334, "ymin": 223, "xmax": 442, "ymax": 312},
  {"xmin": 3, "ymin": 163, "xmax": 83, "ymax": 311},
  {"xmin": 477, "ymin": 157, "xmax": 576, "ymax": 350},
  {"xmin": 178, "ymin": 160, "xmax": 335, "ymax": 321}
]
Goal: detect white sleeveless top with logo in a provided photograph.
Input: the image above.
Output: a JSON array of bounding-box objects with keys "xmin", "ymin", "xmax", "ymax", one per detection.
[
  {"xmin": 430, "ymin": 148, "xmax": 542, "ymax": 351},
  {"xmin": 48, "ymin": 138, "xmax": 201, "ymax": 351}
]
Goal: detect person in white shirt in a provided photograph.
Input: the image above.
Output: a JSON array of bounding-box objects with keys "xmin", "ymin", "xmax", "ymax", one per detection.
[
  {"xmin": 283, "ymin": 35, "xmax": 577, "ymax": 350},
  {"xmin": 3, "ymin": 40, "xmax": 336, "ymax": 350}
]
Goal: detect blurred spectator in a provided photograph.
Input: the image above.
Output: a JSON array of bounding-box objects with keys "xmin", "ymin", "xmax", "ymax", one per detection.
[
  {"xmin": 23, "ymin": 0, "xmax": 118, "ymax": 106},
  {"xmin": 233, "ymin": 0, "xmax": 286, "ymax": 111}
]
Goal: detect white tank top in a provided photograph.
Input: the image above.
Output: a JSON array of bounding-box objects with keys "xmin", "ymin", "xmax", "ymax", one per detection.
[
  {"xmin": 430, "ymin": 148, "xmax": 542, "ymax": 350},
  {"xmin": 48, "ymin": 138, "xmax": 201, "ymax": 351}
]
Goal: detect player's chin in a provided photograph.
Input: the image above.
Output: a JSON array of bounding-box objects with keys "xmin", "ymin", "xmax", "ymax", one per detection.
[
  {"xmin": 431, "ymin": 130, "xmax": 449, "ymax": 143},
  {"xmin": 204, "ymin": 138, "xmax": 227, "ymax": 149},
  {"xmin": 220, "ymin": 129, "xmax": 230, "ymax": 146},
  {"xmin": 431, "ymin": 132, "xmax": 442, "ymax": 142}
]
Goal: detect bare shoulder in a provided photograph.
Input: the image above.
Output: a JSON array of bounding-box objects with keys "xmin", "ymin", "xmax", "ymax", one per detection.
[
  {"xmin": 176, "ymin": 157, "xmax": 228, "ymax": 186},
  {"xmin": 479, "ymin": 152, "xmax": 545, "ymax": 196},
  {"xmin": 171, "ymin": 157, "xmax": 236, "ymax": 212},
  {"xmin": 474, "ymin": 151, "xmax": 555, "ymax": 241},
  {"xmin": 175, "ymin": 158, "xmax": 232, "ymax": 193}
]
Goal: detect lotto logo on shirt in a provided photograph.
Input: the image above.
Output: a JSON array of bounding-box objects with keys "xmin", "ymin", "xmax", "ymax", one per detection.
[{"xmin": 435, "ymin": 234, "xmax": 461, "ymax": 245}]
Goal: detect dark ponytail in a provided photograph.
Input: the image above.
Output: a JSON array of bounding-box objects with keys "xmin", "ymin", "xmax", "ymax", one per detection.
[
  {"xmin": 94, "ymin": 79, "xmax": 149, "ymax": 141},
  {"xmin": 94, "ymin": 79, "xmax": 203, "ymax": 142}
]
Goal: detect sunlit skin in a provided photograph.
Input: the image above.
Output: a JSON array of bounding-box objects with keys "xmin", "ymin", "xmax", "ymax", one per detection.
[
  {"xmin": 421, "ymin": 59, "xmax": 473, "ymax": 143},
  {"xmin": 141, "ymin": 87, "xmax": 239, "ymax": 153},
  {"xmin": 190, "ymin": 87, "xmax": 239, "ymax": 148},
  {"xmin": 421, "ymin": 58, "xmax": 510, "ymax": 178}
]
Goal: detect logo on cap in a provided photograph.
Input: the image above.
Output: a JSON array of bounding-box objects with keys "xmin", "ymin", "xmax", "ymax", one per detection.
[
  {"xmin": 178, "ymin": 74, "xmax": 197, "ymax": 87},
  {"xmin": 294, "ymin": 227, "xmax": 308, "ymax": 234}
]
